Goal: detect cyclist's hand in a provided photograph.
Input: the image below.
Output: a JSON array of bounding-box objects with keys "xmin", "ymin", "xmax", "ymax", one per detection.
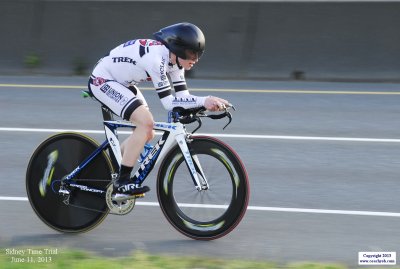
[{"xmin": 204, "ymin": 96, "xmax": 229, "ymax": 112}]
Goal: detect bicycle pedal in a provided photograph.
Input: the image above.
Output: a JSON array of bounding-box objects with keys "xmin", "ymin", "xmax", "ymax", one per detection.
[{"xmin": 112, "ymin": 193, "xmax": 145, "ymax": 202}]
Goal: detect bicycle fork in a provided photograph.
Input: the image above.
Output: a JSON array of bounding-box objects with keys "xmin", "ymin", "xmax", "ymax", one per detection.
[{"xmin": 175, "ymin": 134, "xmax": 209, "ymax": 191}]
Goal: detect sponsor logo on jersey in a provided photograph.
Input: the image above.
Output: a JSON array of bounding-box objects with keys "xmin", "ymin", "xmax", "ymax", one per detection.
[
  {"xmin": 123, "ymin": 39, "xmax": 136, "ymax": 47},
  {"xmin": 100, "ymin": 84, "xmax": 126, "ymax": 104},
  {"xmin": 112, "ymin": 57, "xmax": 137, "ymax": 65},
  {"xmin": 138, "ymin": 39, "xmax": 162, "ymax": 47},
  {"xmin": 93, "ymin": 77, "xmax": 106, "ymax": 86},
  {"xmin": 158, "ymin": 81, "xmax": 169, "ymax": 88},
  {"xmin": 139, "ymin": 39, "xmax": 147, "ymax": 46},
  {"xmin": 100, "ymin": 83, "xmax": 110, "ymax": 93},
  {"xmin": 159, "ymin": 56, "xmax": 168, "ymax": 82},
  {"xmin": 172, "ymin": 97, "xmax": 196, "ymax": 106}
]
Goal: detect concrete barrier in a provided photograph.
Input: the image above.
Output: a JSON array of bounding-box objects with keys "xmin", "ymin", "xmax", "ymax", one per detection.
[{"xmin": 1, "ymin": 0, "xmax": 400, "ymax": 81}]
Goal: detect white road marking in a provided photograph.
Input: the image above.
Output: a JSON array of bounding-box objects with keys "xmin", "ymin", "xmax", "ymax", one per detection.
[
  {"xmin": 0, "ymin": 196, "xmax": 28, "ymax": 201},
  {"xmin": 2, "ymin": 127, "xmax": 399, "ymax": 217},
  {"xmin": 1, "ymin": 196, "xmax": 399, "ymax": 217},
  {"xmin": 1, "ymin": 127, "xmax": 400, "ymax": 143}
]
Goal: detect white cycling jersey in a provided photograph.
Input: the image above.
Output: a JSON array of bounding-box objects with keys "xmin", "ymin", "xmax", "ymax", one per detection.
[{"xmin": 89, "ymin": 39, "xmax": 207, "ymax": 119}]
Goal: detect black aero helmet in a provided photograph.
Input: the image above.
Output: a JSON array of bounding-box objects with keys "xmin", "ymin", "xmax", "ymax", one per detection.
[{"xmin": 153, "ymin": 22, "xmax": 205, "ymax": 60}]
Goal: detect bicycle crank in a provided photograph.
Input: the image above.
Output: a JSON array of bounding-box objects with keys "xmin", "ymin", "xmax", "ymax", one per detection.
[{"xmin": 105, "ymin": 185, "xmax": 136, "ymax": 215}]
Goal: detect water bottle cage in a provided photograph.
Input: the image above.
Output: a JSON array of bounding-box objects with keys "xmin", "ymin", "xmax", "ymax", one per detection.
[{"xmin": 138, "ymin": 143, "xmax": 153, "ymax": 163}]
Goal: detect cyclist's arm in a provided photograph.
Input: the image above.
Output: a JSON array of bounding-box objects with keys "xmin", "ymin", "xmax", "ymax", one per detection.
[
  {"xmin": 148, "ymin": 62, "xmax": 208, "ymax": 110},
  {"xmin": 169, "ymin": 69, "xmax": 229, "ymax": 111},
  {"xmin": 167, "ymin": 68, "xmax": 210, "ymax": 109}
]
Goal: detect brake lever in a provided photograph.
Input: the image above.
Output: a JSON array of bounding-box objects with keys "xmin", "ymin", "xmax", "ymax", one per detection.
[
  {"xmin": 226, "ymin": 103, "xmax": 236, "ymax": 111},
  {"xmin": 192, "ymin": 116, "xmax": 202, "ymax": 134},
  {"xmin": 223, "ymin": 111, "xmax": 232, "ymax": 130},
  {"xmin": 204, "ymin": 104, "xmax": 234, "ymax": 130},
  {"xmin": 222, "ymin": 103, "xmax": 235, "ymax": 129}
]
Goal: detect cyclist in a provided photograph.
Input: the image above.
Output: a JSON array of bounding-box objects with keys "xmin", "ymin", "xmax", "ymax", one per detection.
[{"xmin": 88, "ymin": 22, "xmax": 229, "ymax": 198}]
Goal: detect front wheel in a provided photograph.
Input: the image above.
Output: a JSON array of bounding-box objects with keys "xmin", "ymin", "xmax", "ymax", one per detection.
[{"xmin": 157, "ymin": 136, "xmax": 249, "ymax": 240}]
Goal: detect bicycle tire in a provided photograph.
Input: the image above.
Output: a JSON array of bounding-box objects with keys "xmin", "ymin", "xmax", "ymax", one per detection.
[
  {"xmin": 26, "ymin": 132, "xmax": 114, "ymax": 233},
  {"xmin": 157, "ymin": 136, "xmax": 249, "ymax": 240}
]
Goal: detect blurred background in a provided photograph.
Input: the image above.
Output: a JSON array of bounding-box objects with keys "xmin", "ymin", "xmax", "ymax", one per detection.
[
  {"xmin": 1, "ymin": 0, "xmax": 400, "ymax": 82},
  {"xmin": 2, "ymin": 1, "xmax": 400, "ymax": 266}
]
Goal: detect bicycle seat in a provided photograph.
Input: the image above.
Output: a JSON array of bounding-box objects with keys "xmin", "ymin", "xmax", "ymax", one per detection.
[{"xmin": 81, "ymin": 90, "xmax": 94, "ymax": 98}]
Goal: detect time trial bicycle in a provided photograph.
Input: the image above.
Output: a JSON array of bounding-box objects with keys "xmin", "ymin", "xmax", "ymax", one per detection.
[{"xmin": 26, "ymin": 90, "xmax": 249, "ymax": 240}]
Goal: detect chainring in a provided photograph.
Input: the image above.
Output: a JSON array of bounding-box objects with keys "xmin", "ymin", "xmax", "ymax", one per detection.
[{"xmin": 105, "ymin": 184, "xmax": 136, "ymax": 215}]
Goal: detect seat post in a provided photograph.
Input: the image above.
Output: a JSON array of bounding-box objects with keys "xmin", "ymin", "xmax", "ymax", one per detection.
[{"xmin": 101, "ymin": 105, "xmax": 114, "ymax": 121}]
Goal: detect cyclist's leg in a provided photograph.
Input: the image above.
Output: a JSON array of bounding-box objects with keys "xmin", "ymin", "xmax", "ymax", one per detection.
[
  {"xmin": 117, "ymin": 99, "xmax": 154, "ymax": 195},
  {"xmin": 88, "ymin": 79, "xmax": 154, "ymax": 195},
  {"xmin": 120, "ymin": 86, "xmax": 154, "ymax": 158},
  {"xmin": 114, "ymin": 105, "xmax": 154, "ymax": 196},
  {"xmin": 121, "ymin": 105, "xmax": 155, "ymax": 168}
]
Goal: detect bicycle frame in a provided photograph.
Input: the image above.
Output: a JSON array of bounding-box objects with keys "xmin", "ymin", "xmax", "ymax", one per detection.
[{"xmin": 62, "ymin": 118, "xmax": 209, "ymax": 192}]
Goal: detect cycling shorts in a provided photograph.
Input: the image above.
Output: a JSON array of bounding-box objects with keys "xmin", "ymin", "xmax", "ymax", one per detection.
[{"xmin": 88, "ymin": 76, "xmax": 147, "ymax": 120}]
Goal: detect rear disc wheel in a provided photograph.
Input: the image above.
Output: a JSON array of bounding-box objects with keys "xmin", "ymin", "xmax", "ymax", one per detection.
[{"xmin": 26, "ymin": 132, "xmax": 114, "ymax": 233}]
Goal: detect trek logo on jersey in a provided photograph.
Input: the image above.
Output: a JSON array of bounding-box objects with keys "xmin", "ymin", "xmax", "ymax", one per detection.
[{"xmin": 112, "ymin": 57, "xmax": 137, "ymax": 65}]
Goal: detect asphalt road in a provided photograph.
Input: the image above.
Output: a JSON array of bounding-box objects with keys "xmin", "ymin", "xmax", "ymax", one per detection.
[{"xmin": 1, "ymin": 76, "xmax": 400, "ymax": 266}]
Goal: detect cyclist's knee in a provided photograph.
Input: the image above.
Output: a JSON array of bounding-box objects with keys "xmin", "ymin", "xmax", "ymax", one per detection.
[
  {"xmin": 134, "ymin": 120, "xmax": 154, "ymax": 141},
  {"xmin": 142, "ymin": 121, "xmax": 155, "ymax": 141},
  {"xmin": 129, "ymin": 106, "xmax": 155, "ymax": 141}
]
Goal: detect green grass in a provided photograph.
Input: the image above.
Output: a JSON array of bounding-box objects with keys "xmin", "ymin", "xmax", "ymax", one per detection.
[{"xmin": 0, "ymin": 247, "xmax": 354, "ymax": 269}]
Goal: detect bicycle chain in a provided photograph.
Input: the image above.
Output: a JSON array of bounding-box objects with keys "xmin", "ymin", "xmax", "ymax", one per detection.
[
  {"xmin": 58, "ymin": 178, "xmax": 136, "ymax": 215},
  {"xmin": 61, "ymin": 193, "xmax": 135, "ymax": 215}
]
